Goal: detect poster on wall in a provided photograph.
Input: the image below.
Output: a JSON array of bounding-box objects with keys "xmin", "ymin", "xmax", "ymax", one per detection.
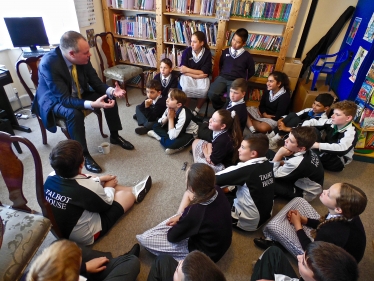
[
  {"xmin": 363, "ymin": 12, "xmax": 374, "ymax": 43},
  {"xmin": 349, "ymin": 46, "xmax": 368, "ymax": 82},
  {"xmin": 346, "ymin": 17, "xmax": 362, "ymax": 45},
  {"xmin": 74, "ymin": 0, "xmax": 96, "ymax": 28}
]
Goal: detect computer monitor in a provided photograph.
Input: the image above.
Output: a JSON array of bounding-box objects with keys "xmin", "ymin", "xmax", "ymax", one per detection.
[{"xmin": 4, "ymin": 17, "xmax": 49, "ymax": 51}]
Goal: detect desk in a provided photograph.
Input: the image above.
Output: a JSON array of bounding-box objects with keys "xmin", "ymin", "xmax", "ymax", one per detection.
[{"xmin": 0, "ymin": 68, "xmax": 31, "ymax": 133}]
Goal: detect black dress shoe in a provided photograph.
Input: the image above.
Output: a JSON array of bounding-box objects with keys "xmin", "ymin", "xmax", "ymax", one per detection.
[
  {"xmin": 133, "ymin": 114, "xmax": 137, "ymax": 121},
  {"xmin": 110, "ymin": 136, "xmax": 135, "ymax": 150},
  {"xmin": 84, "ymin": 155, "xmax": 102, "ymax": 173},
  {"xmin": 254, "ymin": 237, "xmax": 285, "ymax": 251},
  {"xmin": 122, "ymin": 243, "xmax": 140, "ymax": 258}
]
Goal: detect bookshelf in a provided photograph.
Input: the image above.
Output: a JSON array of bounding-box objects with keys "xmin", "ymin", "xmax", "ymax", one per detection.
[{"xmin": 101, "ymin": 0, "xmax": 302, "ymax": 89}]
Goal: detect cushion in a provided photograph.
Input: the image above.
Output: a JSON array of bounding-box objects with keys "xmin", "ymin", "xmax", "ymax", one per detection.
[
  {"xmin": 104, "ymin": 65, "xmax": 143, "ymax": 82},
  {"xmin": 0, "ymin": 207, "xmax": 51, "ymax": 281}
]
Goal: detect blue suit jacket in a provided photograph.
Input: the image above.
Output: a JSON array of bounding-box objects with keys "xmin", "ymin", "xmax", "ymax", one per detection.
[{"xmin": 32, "ymin": 47, "xmax": 108, "ymax": 133}]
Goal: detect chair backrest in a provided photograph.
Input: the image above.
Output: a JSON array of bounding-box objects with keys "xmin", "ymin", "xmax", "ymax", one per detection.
[
  {"xmin": 0, "ymin": 132, "xmax": 63, "ymax": 238},
  {"xmin": 94, "ymin": 32, "xmax": 117, "ymax": 83},
  {"xmin": 15, "ymin": 55, "xmax": 43, "ymax": 102}
]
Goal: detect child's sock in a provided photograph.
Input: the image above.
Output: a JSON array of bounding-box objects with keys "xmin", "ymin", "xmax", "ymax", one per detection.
[
  {"xmin": 249, "ymin": 126, "xmax": 256, "ymax": 133},
  {"xmin": 272, "ymin": 134, "xmax": 281, "ymax": 142},
  {"xmin": 192, "ymin": 107, "xmax": 200, "ymax": 116},
  {"xmin": 267, "ymin": 131, "xmax": 275, "ymax": 139}
]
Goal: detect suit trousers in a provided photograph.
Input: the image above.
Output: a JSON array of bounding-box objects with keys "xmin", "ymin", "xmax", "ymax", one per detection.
[
  {"xmin": 53, "ymin": 92, "xmax": 122, "ymax": 153},
  {"xmin": 207, "ymin": 76, "xmax": 233, "ymax": 110}
]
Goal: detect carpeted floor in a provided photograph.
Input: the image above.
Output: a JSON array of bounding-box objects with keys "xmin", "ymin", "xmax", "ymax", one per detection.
[{"xmin": 1, "ymin": 87, "xmax": 373, "ymax": 280}]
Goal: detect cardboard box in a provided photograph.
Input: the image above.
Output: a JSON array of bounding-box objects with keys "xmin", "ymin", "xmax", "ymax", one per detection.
[
  {"xmin": 292, "ymin": 79, "xmax": 337, "ymax": 112},
  {"xmin": 283, "ymin": 58, "xmax": 303, "ymax": 78},
  {"xmin": 288, "ymin": 77, "xmax": 298, "ymax": 93}
]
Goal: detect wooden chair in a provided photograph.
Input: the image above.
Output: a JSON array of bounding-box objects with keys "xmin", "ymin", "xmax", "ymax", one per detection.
[
  {"xmin": 94, "ymin": 32, "xmax": 145, "ymax": 107},
  {"xmin": 16, "ymin": 56, "xmax": 108, "ymax": 145},
  {"xmin": 0, "ymin": 132, "xmax": 60, "ymax": 280}
]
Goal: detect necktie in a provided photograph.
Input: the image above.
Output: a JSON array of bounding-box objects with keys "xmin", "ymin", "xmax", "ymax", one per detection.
[
  {"xmin": 71, "ymin": 64, "xmax": 88, "ymax": 116},
  {"xmin": 233, "ymin": 50, "xmax": 237, "ymax": 58},
  {"xmin": 162, "ymin": 78, "xmax": 167, "ymax": 87}
]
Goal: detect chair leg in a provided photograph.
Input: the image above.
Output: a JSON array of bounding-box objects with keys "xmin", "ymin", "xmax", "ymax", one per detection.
[
  {"xmin": 140, "ymin": 72, "xmax": 145, "ymax": 96},
  {"xmin": 204, "ymin": 97, "xmax": 210, "ymax": 118},
  {"xmin": 37, "ymin": 116, "xmax": 47, "ymax": 145},
  {"xmin": 93, "ymin": 109, "xmax": 108, "ymax": 138},
  {"xmin": 123, "ymin": 82, "xmax": 130, "ymax": 107},
  {"xmin": 61, "ymin": 127, "xmax": 71, "ymax": 139},
  {"xmin": 310, "ymin": 71, "xmax": 319, "ymax": 91},
  {"xmin": 306, "ymin": 67, "xmax": 312, "ymax": 84}
]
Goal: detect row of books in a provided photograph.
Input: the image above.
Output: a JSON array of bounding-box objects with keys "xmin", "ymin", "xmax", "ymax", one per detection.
[
  {"xmin": 248, "ymin": 88, "xmax": 264, "ymax": 101},
  {"xmin": 356, "ymin": 131, "xmax": 374, "ymax": 150},
  {"xmin": 107, "ymin": 0, "xmax": 155, "ymax": 10},
  {"xmin": 114, "ymin": 14, "xmax": 157, "ymax": 40},
  {"xmin": 165, "ymin": 0, "xmax": 216, "ymax": 16},
  {"xmin": 161, "ymin": 47, "xmax": 183, "ymax": 68},
  {"xmin": 164, "ymin": 19, "xmax": 218, "ymax": 46},
  {"xmin": 128, "ymin": 70, "xmax": 157, "ymax": 86},
  {"xmin": 116, "ymin": 41, "xmax": 157, "ymax": 67},
  {"xmin": 226, "ymin": 30, "xmax": 283, "ymax": 52},
  {"xmin": 253, "ymin": 63, "xmax": 275, "ymax": 78},
  {"xmin": 230, "ymin": 1, "xmax": 292, "ymax": 21}
]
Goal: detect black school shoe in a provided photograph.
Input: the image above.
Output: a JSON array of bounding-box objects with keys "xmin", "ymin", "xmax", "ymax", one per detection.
[
  {"xmin": 84, "ymin": 154, "xmax": 102, "ymax": 173},
  {"xmin": 253, "ymin": 237, "xmax": 286, "ymax": 251},
  {"xmin": 135, "ymin": 126, "xmax": 149, "ymax": 135}
]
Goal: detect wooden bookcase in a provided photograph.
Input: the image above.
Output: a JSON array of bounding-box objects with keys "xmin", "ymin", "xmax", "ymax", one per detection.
[{"xmin": 101, "ymin": 0, "xmax": 302, "ymax": 85}]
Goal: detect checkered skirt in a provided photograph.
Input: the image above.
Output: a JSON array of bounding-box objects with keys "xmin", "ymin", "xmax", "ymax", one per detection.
[
  {"xmin": 193, "ymin": 140, "xmax": 225, "ymax": 173},
  {"xmin": 263, "ymin": 197, "xmax": 320, "ymax": 257},
  {"xmin": 179, "ymin": 75, "xmax": 210, "ymax": 98},
  {"xmin": 136, "ymin": 214, "xmax": 189, "ymax": 261},
  {"xmin": 247, "ymin": 106, "xmax": 278, "ymax": 129}
]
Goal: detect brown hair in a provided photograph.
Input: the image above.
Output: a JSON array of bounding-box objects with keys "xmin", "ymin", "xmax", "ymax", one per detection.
[
  {"xmin": 182, "ymin": 251, "xmax": 226, "ymax": 281},
  {"xmin": 192, "ymin": 31, "xmax": 210, "ymax": 50},
  {"xmin": 231, "ymin": 78, "xmax": 248, "ymax": 92},
  {"xmin": 243, "ymin": 134, "xmax": 269, "ymax": 157},
  {"xmin": 187, "ymin": 163, "xmax": 216, "ymax": 205},
  {"xmin": 216, "ymin": 109, "xmax": 243, "ymax": 162},
  {"xmin": 49, "ymin": 140, "xmax": 84, "ymax": 178},
  {"xmin": 27, "ymin": 240, "xmax": 81, "ymax": 281},
  {"xmin": 60, "ymin": 31, "xmax": 86, "ymax": 53},
  {"xmin": 305, "ymin": 242, "xmax": 358, "ymax": 281},
  {"xmin": 160, "ymin": 57, "xmax": 173, "ymax": 69},
  {"xmin": 146, "ymin": 79, "xmax": 162, "ymax": 92},
  {"xmin": 332, "ymin": 100, "xmax": 357, "ymax": 118},
  {"xmin": 290, "ymin": 127, "xmax": 317, "ymax": 150},
  {"xmin": 269, "ymin": 71, "xmax": 290, "ymax": 92},
  {"xmin": 169, "ymin": 88, "xmax": 187, "ymax": 105}
]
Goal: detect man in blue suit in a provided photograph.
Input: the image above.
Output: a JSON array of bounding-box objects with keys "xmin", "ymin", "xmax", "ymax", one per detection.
[{"xmin": 32, "ymin": 31, "xmax": 134, "ymax": 173}]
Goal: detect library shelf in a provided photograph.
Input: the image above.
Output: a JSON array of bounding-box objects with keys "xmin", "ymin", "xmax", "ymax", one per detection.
[
  {"xmin": 119, "ymin": 60, "xmax": 157, "ymax": 68},
  {"xmin": 109, "ymin": 7, "xmax": 156, "ymax": 14},
  {"xmin": 229, "ymin": 16, "xmax": 287, "ymax": 25},
  {"xmin": 249, "ymin": 77, "xmax": 268, "ymax": 84},
  {"xmin": 163, "ymin": 41, "xmax": 217, "ymax": 49},
  {"xmin": 163, "ymin": 12, "xmax": 216, "ymax": 19},
  {"xmin": 115, "ymin": 35, "xmax": 157, "ymax": 43}
]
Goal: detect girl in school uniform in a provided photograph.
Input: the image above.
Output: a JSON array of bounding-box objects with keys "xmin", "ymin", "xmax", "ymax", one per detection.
[
  {"xmin": 247, "ymin": 71, "xmax": 291, "ymax": 133},
  {"xmin": 255, "ymin": 182, "xmax": 367, "ymax": 263},
  {"xmin": 192, "ymin": 109, "xmax": 242, "ymax": 172},
  {"xmin": 179, "ymin": 31, "xmax": 212, "ymax": 116},
  {"xmin": 136, "ymin": 163, "xmax": 232, "ymax": 263}
]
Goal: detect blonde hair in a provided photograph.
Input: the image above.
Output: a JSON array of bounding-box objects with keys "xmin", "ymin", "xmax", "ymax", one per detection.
[{"xmin": 27, "ymin": 240, "xmax": 82, "ymax": 281}]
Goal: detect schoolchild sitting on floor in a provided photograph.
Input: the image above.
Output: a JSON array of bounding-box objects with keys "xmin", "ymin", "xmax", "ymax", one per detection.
[
  {"xmin": 134, "ymin": 79, "xmax": 167, "ymax": 135},
  {"xmin": 254, "ymin": 182, "xmax": 367, "ymax": 263},
  {"xmin": 45, "ymin": 140, "xmax": 152, "ymax": 245},
  {"xmin": 269, "ymin": 126, "xmax": 324, "ymax": 202},
  {"xmin": 197, "ymin": 78, "xmax": 248, "ymax": 142},
  {"xmin": 302, "ymin": 100, "xmax": 358, "ymax": 172},
  {"xmin": 137, "ymin": 163, "xmax": 232, "ymax": 263},
  {"xmin": 268, "ymin": 93, "xmax": 335, "ymax": 149},
  {"xmin": 148, "ymin": 89, "xmax": 198, "ymax": 155},
  {"xmin": 251, "ymin": 241, "xmax": 358, "ymax": 281},
  {"xmin": 147, "ymin": 250, "xmax": 226, "ymax": 281},
  {"xmin": 153, "ymin": 58, "xmax": 179, "ymax": 98},
  {"xmin": 247, "ymin": 71, "xmax": 291, "ymax": 134},
  {"xmin": 215, "ymin": 134, "xmax": 275, "ymax": 231},
  {"xmin": 192, "ymin": 109, "xmax": 242, "ymax": 172}
]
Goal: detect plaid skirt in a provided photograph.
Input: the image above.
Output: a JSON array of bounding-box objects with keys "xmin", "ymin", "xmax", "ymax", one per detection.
[
  {"xmin": 263, "ymin": 197, "xmax": 320, "ymax": 257},
  {"xmin": 136, "ymin": 214, "xmax": 189, "ymax": 261},
  {"xmin": 179, "ymin": 75, "xmax": 210, "ymax": 98},
  {"xmin": 247, "ymin": 106, "xmax": 278, "ymax": 129},
  {"xmin": 193, "ymin": 140, "xmax": 225, "ymax": 173}
]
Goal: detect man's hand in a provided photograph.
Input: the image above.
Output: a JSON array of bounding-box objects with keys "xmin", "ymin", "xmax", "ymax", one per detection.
[
  {"xmin": 91, "ymin": 95, "xmax": 115, "ymax": 109},
  {"xmin": 145, "ymin": 99, "xmax": 153, "ymax": 108},
  {"xmin": 112, "ymin": 81, "xmax": 125, "ymax": 98},
  {"xmin": 86, "ymin": 257, "xmax": 109, "ymax": 273},
  {"xmin": 168, "ymin": 108, "xmax": 176, "ymax": 119}
]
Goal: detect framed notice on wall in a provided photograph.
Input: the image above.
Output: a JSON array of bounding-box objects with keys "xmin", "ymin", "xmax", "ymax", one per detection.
[{"xmin": 74, "ymin": 0, "xmax": 96, "ymax": 28}]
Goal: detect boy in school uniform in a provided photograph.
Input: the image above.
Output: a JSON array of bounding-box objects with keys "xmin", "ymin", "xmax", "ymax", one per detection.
[
  {"xmin": 270, "ymin": 126, "xmax": 324, "ymax": 202},
  {"xmin": 215, "ymin": 134, "xmax": 275, "ymax": 231},
  {"xmin": 207, "ymin": 28, "xmax": 255, "ymax": 110},
  {"xmin": 44, "ymin": 140, "xmax": 152, "ymax": 245},
  {"xmin": 268, "ymin": 93, "xmax": 335, "ymax": 149},
  {"xmin": 153, "ymin": 58, "xmax": 179, "ymax": 98},
  {"xmin": 147, "ymin": 89, "xmax": 198, "ymax": 155},
  {"xmin": 134, "ymin": 79, "xmax": 167, "ymax": 135},
  {"xmin": 302, "ymin": 100, "xmax": 358, "ymax": 172},
  {"xmin": 197, "ymin": 78, "xmax": 248, "ymax": 142}
]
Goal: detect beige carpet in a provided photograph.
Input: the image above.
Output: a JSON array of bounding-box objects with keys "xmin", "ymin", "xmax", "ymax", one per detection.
[{"xmin": 1, "ymin": 87, "xmax": 373, "ymax": 280}]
